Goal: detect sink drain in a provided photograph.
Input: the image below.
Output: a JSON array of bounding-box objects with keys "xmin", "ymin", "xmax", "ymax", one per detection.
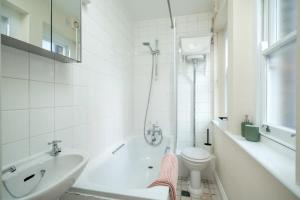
[{"xmin": 148, "ymin": 166, "xmax": 153, "ymax": 169}]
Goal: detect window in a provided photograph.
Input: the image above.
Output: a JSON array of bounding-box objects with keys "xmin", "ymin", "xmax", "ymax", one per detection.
[
  {"xmin": 42, "ymin": 40, "xmax": 51, "ymax": 51},
  {"xmin": 0, "ymin": 15, "xmax": 10, "ymax": 36},
  {"xmin": 224, "ymin": 32, "xmax": 228, "ymax": 115},
  {"xmin": 260, "ymin": 0, "xmax": 297, "ymax": 148}
]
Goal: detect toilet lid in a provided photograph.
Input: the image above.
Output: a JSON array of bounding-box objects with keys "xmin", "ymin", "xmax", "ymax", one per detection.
[{"xmin": 181, "ymin": 147, "xmax": 210, "ymax": 161}]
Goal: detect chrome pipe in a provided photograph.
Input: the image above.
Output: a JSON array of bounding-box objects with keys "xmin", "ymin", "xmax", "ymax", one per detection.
[
  {"xmin": 193, "ymin": 60, "xmax": 197, "ymax": 147},
  {"xmin": 167, "ymin": 0, "xmax": 174, "ymax": 29}
]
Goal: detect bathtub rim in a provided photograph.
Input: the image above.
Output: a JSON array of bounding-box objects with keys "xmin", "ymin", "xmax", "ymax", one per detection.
[{"xmin": 70, "ymin": 134, "xmax": 174, "ymax": 200}]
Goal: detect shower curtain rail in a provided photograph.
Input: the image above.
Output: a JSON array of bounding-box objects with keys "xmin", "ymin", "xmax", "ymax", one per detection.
[{"xmin": 167, "ymin": 0, "xmax": 174, "ymax": 29}]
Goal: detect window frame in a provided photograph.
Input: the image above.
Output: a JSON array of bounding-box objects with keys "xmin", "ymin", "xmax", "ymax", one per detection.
[{"xmin": 259, "ymin": 0, "xmax": 297, "ymax": 149}]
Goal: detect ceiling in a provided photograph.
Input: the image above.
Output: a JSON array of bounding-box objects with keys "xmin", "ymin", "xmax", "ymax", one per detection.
[
  {"xmin": 126, "ymin": 0, "xmax": 213, "ymax": 21},
  {"xmin": 54, "ymin": 0, "xmax": 81, "ymax": 18}
]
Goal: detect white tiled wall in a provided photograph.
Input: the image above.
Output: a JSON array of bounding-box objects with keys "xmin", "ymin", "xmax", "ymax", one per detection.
[
  {"xmin": 1, "ymin": 0, "xmax": 134, "ymax": 166},
  {"xmin": 1, "ymin": 1, "xmax": 212, "ymax": 166},
  {"xmin": 133, "ymin": 18, "xmax": 175, "ymax": 137},
  {"xmin": 132, "ymin": 13, "xmax": 212, "ymax": 145},
  {"xmin": 175, "ymin": 13, "xmax": 212, "ymax": 150}
]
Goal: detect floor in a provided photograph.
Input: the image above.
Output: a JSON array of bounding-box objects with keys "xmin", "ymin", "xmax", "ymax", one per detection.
[{"xmin": 176, "ymin": 177, "xmax": 222, "ymax": 200}]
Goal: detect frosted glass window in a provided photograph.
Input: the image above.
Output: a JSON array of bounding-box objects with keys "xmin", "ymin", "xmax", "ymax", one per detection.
[
  {"xmin": 268, "ymin": 0, "xmax": 296, "ymax": 45},
  {"xmin": 267, "ymin": 42, "xmax": 296, "ymax": 130}
]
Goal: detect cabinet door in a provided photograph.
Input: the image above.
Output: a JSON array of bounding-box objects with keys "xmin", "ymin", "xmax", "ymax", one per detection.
[
  {"xmin": 0, "ymin": 0, "xmax": 51, "ymax": 51},
  {"xmin": 52, "ymin": 0, "xmax": 81, "ymax": 61}
]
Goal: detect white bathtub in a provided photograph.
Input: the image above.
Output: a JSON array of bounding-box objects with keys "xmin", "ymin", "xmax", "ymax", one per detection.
[{"xmin": 64, "ymin": 136, "xmax": 173, "ymax": 200}]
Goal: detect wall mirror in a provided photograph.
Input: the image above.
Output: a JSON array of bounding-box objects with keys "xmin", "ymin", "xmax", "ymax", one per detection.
[
  {"xmin": 0, "ymin": 0, "xmax": 51, "ymax": 51},
  {"xmin": 0, "ymin": 0, "xmax": 81, "ymax": 62},
  {"xmin": 52, "ymin": 0, "xmax": 81, "ymax": 61}
]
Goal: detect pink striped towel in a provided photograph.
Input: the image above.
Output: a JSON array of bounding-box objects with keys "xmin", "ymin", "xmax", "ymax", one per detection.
[{"xmin": 148, "ymin": 153, "xmax": 178, "ymax": 200}]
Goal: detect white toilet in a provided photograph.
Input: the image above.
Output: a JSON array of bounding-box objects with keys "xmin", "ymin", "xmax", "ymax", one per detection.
[{"xmin": 181, "ymin": 147, "xmax": 211, "ymax": 199}]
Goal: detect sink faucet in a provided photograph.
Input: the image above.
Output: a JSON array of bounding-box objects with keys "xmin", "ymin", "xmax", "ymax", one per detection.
[
  {"xmin": 2, "ymin": 166, "xmax": 16, "ymax": 175},
  {"xmin": 48, "ymin": 140, "xmax": 62, "ymax": 156}
]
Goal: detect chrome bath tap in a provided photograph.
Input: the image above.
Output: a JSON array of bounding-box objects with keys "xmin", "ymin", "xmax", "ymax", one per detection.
[
  {"xmin": 147, "ymin": 124, "xmax": 163, "ymax": 145},
  {"xmin": 48, "ymin": 140, "xmax": 62, "ymax": 156}
]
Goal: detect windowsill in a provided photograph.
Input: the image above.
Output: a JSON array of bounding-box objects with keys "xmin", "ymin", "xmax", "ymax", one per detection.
[
  {"xmin": 212, "ymin": 119, "xmax": 300, "ymax": 198},
  {"xmin": 260, "ymin": 132, "xmax": 296, "ymax": 151}
]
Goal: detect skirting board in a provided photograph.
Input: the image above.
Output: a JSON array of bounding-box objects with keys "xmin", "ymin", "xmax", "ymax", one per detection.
[{"xmin": 214, "ymin": 170, "xmax": 229, "ymax": 200}]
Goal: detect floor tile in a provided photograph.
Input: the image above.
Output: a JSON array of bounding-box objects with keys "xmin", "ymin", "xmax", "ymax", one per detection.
[
  {"xmin": 181, "ymin": 197, "xmax": 191, "ymax": 200},
  {"xmin": 177, "ymin": 178, "xmax": 222, "ymax": 200}
]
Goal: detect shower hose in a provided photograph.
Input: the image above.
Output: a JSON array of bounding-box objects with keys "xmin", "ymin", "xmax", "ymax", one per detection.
[{"xmin": 143, "ymin": 55, "xmax": 155, "ymax": 144}]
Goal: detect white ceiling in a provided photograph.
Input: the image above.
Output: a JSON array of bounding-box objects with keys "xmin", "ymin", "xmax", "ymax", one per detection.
[
  {"xmin": 126, "ymin": 0, "xmax": 213, "ymax": 21},
  {"xmin": 54, "ymin": 0, "xmax": 81, "ymax": 18}
]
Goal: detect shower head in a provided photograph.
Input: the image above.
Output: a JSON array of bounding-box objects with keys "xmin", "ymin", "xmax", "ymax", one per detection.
[{"xmin": 143, "ymin": 42, "xmax": 154, "ymax": 53}]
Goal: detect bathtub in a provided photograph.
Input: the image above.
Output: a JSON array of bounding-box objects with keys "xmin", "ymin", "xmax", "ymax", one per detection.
[{"xmin": 64, "ymin": 136, "xmax": 173, "ymax": 200}]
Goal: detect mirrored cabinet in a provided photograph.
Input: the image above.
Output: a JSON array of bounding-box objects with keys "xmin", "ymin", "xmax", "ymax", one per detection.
[
  {"xmin": 52, "ymin": 0, "xmax": 81, "ymax": 61},
  {"xmin": 0, "ymin": 0, "xmax": 81, "ymax": 62}
]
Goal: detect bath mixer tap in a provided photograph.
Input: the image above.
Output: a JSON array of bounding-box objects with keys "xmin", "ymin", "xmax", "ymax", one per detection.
[
  {"xmin": 147, "ymin": 124, "xmax": 163, "ymax": 145},
  {"xmin": 148, "ymin": 124, "xmax": 162, "ymax": 135},
  {"xmin": 48, "ymin": 140, "xmax": 62, "ymax": 156}
]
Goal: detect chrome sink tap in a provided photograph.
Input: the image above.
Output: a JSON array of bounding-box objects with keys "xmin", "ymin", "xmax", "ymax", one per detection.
[
  {"xmin": 2, "ymin": 166, "xmax": 16, "ymax": 175},
  {"xmin": 48, "ymin": 140, "xmax": 62, "ymax": 156}
]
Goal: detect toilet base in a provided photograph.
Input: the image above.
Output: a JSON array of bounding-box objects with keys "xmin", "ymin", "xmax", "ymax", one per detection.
[
  {"xmin": 187, "ymin": 170, "xmax": 202, "ymax": 199},
  {"xmin": 188, "ymin": 183, "xmax": 202, "ymax": 199}
]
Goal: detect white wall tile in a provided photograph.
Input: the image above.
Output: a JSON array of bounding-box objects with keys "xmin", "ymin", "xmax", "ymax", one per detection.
[
  {"xmin": 30, "ymin": 108, "xmax": 54, "ymax": 136},
  {"xmin": 30, "ymin": 133, "xmax": 53, "ymax": 155},
  {"xmin": 55, "ymin": 62, "xmax": 73, "ymax": 84},
  {"xmin": 73, "ymin": 125, "xmax": 87, "ymax": 151},
  {"xmin": 2, "ymin": 139, "xmax": 29, "ymax": 166},
  {"xmin": 73, "ymin": 106, "xmax": 88, "ymax": 125},
  {"xmin": 1, "ymin": 110, "xmax": 29, "ymax": 144},
  {"xmin": 54, "ymin": 128, "xmax": 73, "ymax": 149},
  {"xmin": 30, "ymin": 81, "xmax": 54, "ymax": 108},
  {"xmin": 73, "ymin": 66, "xmax": 88, "ymax": 86},
  {"xmin": 55, "ymin": 84, "xmax": 73, "ymax": 106},
  {"xmin": 73, "ymin": 86, "xmax": 88, "ymax": 106},
  {"xmin": 1, "ymin": 78, "xmax": 29, "ymax": 110},
  {"xmin": 55, "ymin": 107, "xmax": 74, "ymax": 130},
  {"xmin": 2, "ymin": 45, "xmax": 29, "ymax": 79},
  {"xmin": 0, "ymin": 0, "xmax": 134, "ymax": 164},
  {"xmin": 30, "ymin": 54, "xmax": 54, "ymax": 82}
]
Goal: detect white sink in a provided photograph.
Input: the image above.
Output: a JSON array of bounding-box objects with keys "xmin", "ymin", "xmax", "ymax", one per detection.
[{"xmin": 2, "ymin": 149, "xmax": 89, "ymax": 200}]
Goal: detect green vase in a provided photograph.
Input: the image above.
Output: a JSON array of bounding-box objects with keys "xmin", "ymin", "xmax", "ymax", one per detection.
[
  {"xmin": 244, "ymin": 125, "xmax": 260, "ymax": 142},
  {"xmin": 241, "ymin": 121, "xmax": 252, "ymax": 137}
]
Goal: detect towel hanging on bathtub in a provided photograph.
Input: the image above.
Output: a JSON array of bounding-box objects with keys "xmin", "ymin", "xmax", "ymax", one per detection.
[{"xmin": 148, "ymin": 153, "xmax": 178, "ymax": 200}]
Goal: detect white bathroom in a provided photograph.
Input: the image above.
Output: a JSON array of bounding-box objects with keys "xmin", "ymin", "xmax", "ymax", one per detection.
[{"xmin": 0, "ymin": 0, "xmax": 299, "ymax": 200}]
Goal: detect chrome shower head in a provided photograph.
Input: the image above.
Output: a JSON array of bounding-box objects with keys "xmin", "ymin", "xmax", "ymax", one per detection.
[
  {"xmin": 142, "ymin": 42, "xmax": 150, "ymax": 46},
  {"xmin": 143, "ymin": 42, "xmax": 154, "ymax": 53}
]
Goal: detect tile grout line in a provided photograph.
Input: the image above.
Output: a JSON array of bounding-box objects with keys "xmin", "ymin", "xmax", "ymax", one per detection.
[
  {"xmin": 53, "ymin": 59, "xmax": 56, "ymax": 143},
  {"xmin": 1, "ymin": 125, "xmax": 81, "ymax": 146},
  {"xmin": 28, "ymin": 52, "xmax": 31, "ymax": 155}
]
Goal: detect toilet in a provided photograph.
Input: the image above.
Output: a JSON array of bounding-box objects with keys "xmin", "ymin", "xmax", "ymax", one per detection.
[{"xmin": 181, "ymin": 147, "xmax": 211, "ymax": 199}]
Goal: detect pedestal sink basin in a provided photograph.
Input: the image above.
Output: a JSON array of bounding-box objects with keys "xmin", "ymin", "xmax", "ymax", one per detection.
[{"xmin": 2, "ymin": 149, "xmax": 89, "ymax": 200}]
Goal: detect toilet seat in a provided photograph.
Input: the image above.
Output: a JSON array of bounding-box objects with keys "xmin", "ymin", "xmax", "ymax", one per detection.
[
  {"xmin": 181, "ymin": 147, "xmax": 211, "ymax": 198},
  {"xmin": 181, "ymin": 147, "xmax": 210, "ymax": 162}
]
